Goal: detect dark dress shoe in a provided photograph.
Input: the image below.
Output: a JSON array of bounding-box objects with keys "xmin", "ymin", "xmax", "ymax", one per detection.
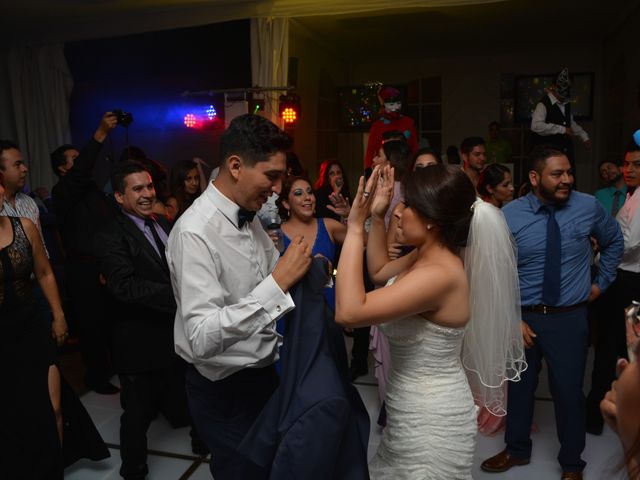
[
  {"xmin": 120, "ymin": 462, "xmax": 148, "ymax": 480},
  {"xmin": 561, "ymin": 472, "xmax": 583, "ymax": 480},
  {"xmin": 481, "ymin": 450, "xmax": 530, "ymax": 472},
  {"xmin": 191, "ymin": 437, "xmax": 209, "ymax": 456},
  {"xmin": 89, "ymin": 381, "xmax": 120, "ymax": 395}
]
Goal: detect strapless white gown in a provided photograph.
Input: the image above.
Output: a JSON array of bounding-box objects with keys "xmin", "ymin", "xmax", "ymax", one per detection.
[{"xmin": 368, "ymin": 314, "xmax": 478, "ymax": 479}]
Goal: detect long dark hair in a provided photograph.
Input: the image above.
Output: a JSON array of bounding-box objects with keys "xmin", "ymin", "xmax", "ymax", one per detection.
[
  {"xmin": 276, "ymin": 175, "xmax": 313, "ymax": 220},
  {"xmin": 314, "ymin": 159, "xmax": 351, "ymax": 199},
  {"xmin": 170, "ymin": 159, "xmax": 200, "ymax": 218},
  {"xmin": 477, "ymin": 163, "xmax": 510, "ymax": 198},
  {"xmin": 402, "ymin": 164, "xmax": 476, "ymax": 251},
  {"xmin": 383, "ymin": 140, "xmax": 413, "ymax": 182}
]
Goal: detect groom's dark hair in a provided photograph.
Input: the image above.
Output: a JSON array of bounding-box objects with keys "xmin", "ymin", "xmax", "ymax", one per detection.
[{"xmin": 220, "ymin": 114, "xmax": 292, "ymax": 167}]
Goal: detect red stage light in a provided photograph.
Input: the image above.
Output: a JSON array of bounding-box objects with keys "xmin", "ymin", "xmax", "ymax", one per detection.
[
  {"xmin": 184, "ymin": 113, "xmax": 197, "ymax": 128},
  {"xmin": 282, "ymin": 107, "xmax": 297, "ymax": 124},
  {"xmin": 279, "ymin": 93, "xmax": 301, "ymax": 126}
]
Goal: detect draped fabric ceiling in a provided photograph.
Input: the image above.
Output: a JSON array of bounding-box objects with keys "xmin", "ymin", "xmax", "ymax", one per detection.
[
  {"xmin": 3, "ymin": 0, "xmax": 507, "ymax": 45},
  {"xmin": 3, "ymin": 0, "xmax": 505, "ymax": 189}
]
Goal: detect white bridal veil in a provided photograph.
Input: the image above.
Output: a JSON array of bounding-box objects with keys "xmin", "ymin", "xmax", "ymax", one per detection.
[{"xmin": 462, "ymin": 199, "xmax": 528, "ymax": 416}]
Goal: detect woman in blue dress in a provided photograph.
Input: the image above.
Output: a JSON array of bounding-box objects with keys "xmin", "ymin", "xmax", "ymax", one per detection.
[{"xmin": 277, "ymin": 176, "xmax": 348, "ymax": 311}]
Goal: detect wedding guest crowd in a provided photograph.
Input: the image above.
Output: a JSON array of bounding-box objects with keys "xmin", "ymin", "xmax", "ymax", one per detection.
[{"xmin": 3, "ymin": 91, "xmax": 640, "ymax": 480}]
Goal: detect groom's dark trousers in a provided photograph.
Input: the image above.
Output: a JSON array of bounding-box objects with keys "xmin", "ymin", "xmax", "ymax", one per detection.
[
  {"xmin": 505, "ymin": 306, "xmax": 589, "ymax": 473},
  {"xmin": 185, "ymin": 364, "xmax": 278, "ymax": 480}
]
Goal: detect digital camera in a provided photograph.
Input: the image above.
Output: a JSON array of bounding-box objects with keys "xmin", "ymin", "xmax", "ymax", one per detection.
[{"xmin": 112, "ymin": 109, "xmax": 133, "ymax": 127}]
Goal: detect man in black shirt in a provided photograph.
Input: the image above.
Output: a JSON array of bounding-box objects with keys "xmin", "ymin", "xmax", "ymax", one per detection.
[{"xmin": 51, "ymin": 112, "xmax": 119, "ymax": 394}]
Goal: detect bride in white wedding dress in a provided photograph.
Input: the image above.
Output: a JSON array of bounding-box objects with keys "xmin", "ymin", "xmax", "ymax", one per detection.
[{"xmin": 336, "ymin": 164, "xmax": 526, "ymax": 479}]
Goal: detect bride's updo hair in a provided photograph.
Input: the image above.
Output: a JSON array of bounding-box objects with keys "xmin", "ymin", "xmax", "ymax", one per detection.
[{"xmin": 402, "ymin": 164, "xmax": 476, "ymax": 251}]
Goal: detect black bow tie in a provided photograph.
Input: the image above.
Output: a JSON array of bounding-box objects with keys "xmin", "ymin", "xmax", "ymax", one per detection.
[{"xmin": 237, "ymin": 208, "xmax": 256, "ymax": 228}]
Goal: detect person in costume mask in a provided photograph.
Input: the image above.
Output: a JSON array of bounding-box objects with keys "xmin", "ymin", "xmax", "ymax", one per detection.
[
  {"xmin": 364, "ymin": 86, "xmax": 418, "ymax": 169},
  {"xmin": 531, "ymin": 67, "xmax": 591, "ymax": 185}
]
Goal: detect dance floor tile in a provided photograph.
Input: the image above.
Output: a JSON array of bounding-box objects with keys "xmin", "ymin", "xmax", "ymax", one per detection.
[
  {"xmin": 354, "ymin": 383, "xmax": 380, "ymax": 415},
  {"xmin": 65, "ymin": 448, "xmax": 199, "ymax": 480},
  {"xmin": 65, "ymin": 448, "xmax": 121, "ymax": 480},
  {"xmin": 189, "ymin": 463, "xmax": 215, "ymax": 480},
  {"xmin": 147, "ymin": 422, "xmax": 201, "ymax": 457},
  {"xmin": 93, "ymin": 413, "xmax": 121, "ymax": 445},
  {"xmin": 145, "ymin": 453, "xmax": 195, "ymax": 479},
  {"xmin": 83, "ymin": 405, "xmax": 121, "ymax": 430},
  {"xmin": 64, "ymin": 346, "xmax": 624, "ymax": 479},
  {"xmin": 472, "ymin": 421, "xmax": 625, "ymax": 479},
  {"xmin": 80, "ymin": 389, "xmax": 122, "ymax": 411},
  {"xmin": 79, "ymin": 376, "xmax": 122, "ymax": 410}
]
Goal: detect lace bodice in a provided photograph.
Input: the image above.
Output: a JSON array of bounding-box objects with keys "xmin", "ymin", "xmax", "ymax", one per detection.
[
  {"xmin": 369, "ymin": 279, "xmax": 477, "ymax": 479},
  {"xmin": 380, "ymin": 316, "xmax": 466, "ymax": 377},
  {"xmin": 0, "ymin": 217, "xmax": 34, "ymax": 310}
]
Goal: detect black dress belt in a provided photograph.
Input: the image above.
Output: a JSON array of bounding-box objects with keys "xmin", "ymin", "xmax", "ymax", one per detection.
[{"xmin": 521, "ymin": 301, "xmax": 588, "ymax": 315}]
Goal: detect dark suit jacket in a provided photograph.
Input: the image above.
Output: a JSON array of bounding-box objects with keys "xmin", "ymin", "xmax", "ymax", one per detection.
[
  {"xmin": 236, "ymin": 257, "xmax": 370, "ymax": 480},
  {"xmin": 52, "ymin": 138, "xmax": 116, "ymax": 257},
  {"xmin": 94, "ymin": 211, "xmax": 177, "ymax": 374}
]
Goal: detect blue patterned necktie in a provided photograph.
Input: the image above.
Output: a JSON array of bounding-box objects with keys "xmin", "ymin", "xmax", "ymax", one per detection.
[{"xmin": 541, "ymin": 205, "xmax": 561, "ymax": 306}]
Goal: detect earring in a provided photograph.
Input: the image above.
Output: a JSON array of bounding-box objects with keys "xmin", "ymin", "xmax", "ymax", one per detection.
[{"xmin": 427, "ymin": 224, "xmax": 433, "ymax": 230}]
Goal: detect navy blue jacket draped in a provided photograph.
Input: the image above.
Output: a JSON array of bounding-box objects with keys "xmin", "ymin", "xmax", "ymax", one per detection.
[{"xmin": 236, "ymin": 257, "xmax": 370, "ymax": 479}]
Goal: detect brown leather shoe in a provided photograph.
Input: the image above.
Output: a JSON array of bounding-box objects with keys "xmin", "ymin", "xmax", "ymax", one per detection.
[
  {"xmin": 561, "ymin": 472, "xmax": 583, "ymax": 480},
  {"xmin": 481, "ymin": 450, "xmax": 530, "ymax": 472}
]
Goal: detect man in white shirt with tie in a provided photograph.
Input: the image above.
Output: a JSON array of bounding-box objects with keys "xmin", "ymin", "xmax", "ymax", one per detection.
[
  {"xmin": 167, "ymin": 114, "xmax": 312, "ymax": 479},
  {"xmin": 586, "ymin": 140, "xmax": 640, "ymax": 434}
]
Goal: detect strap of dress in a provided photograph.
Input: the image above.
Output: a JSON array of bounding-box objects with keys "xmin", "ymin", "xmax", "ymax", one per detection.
[
  {"xmin": 11, "ymin": 216, "xmax": 27, "ymax": 243},
  {"xmin": 314, "ymin": 218, "xmax": 336, "ymax": 262}
]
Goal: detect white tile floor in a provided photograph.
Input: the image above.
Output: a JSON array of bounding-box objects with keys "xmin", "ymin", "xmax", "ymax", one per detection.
[{"xmin": 65, "ymin": 346, "xmax": 626, "ymax": 479}]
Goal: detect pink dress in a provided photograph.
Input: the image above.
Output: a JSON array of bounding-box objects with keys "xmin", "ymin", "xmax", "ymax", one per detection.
[{"xmin": 371, "ymin": 181, "xmax": 403, "ymax": 402}]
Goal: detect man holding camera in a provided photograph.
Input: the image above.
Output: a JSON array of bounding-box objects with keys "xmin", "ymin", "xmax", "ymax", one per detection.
[{"xmin": 51, "ymin": 111, "xmax": 119, "ymax": 394}]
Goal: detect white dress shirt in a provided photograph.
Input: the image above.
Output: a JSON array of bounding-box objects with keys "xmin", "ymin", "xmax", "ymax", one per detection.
[
  {"xmin": 167, "ymin": 182, "xmax": 294, "ymax": 382},
  {"xmin": 617, "ymin": 188, "xmax": 640, "ymax": 273},
  {"xmin": 531, "ymin": 93, "xmax": 589, "ymax": 142}
]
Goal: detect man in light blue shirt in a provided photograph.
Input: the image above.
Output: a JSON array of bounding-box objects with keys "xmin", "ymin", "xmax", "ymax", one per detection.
[{"xmin": 482, "ymin": 146, "xmax": 623, "ymax": 480}]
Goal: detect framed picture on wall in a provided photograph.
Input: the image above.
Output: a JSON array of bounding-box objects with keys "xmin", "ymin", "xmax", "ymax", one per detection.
[
  {"xmin": 337, "ymin": 84, "xmax": 407, "ymax": 131},
  {"xmin": 513, "ymin": 72, "xmax": 594, "ymax": 123}
]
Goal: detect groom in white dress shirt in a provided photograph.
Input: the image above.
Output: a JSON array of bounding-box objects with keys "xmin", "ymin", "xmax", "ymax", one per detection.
[{"xmin": 167, "ymin": 114, "xmax": 311, "ymax": 480}]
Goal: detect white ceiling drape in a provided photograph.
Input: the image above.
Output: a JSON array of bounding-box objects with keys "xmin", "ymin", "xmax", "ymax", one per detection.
[
  {"xmin": 206, "ymin": 0, "xmax": 507, "ymax": 19},
  {"xmin": 7, "ymin": 45, "xmax": 73, "ymax": 190},
  {"xmin": 251, "ymin": 18, "xmax": 290, "ymax": 126},
  {"xmin": 5, "ymin": 0, "xmax": 507, "ymax": 46}
]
